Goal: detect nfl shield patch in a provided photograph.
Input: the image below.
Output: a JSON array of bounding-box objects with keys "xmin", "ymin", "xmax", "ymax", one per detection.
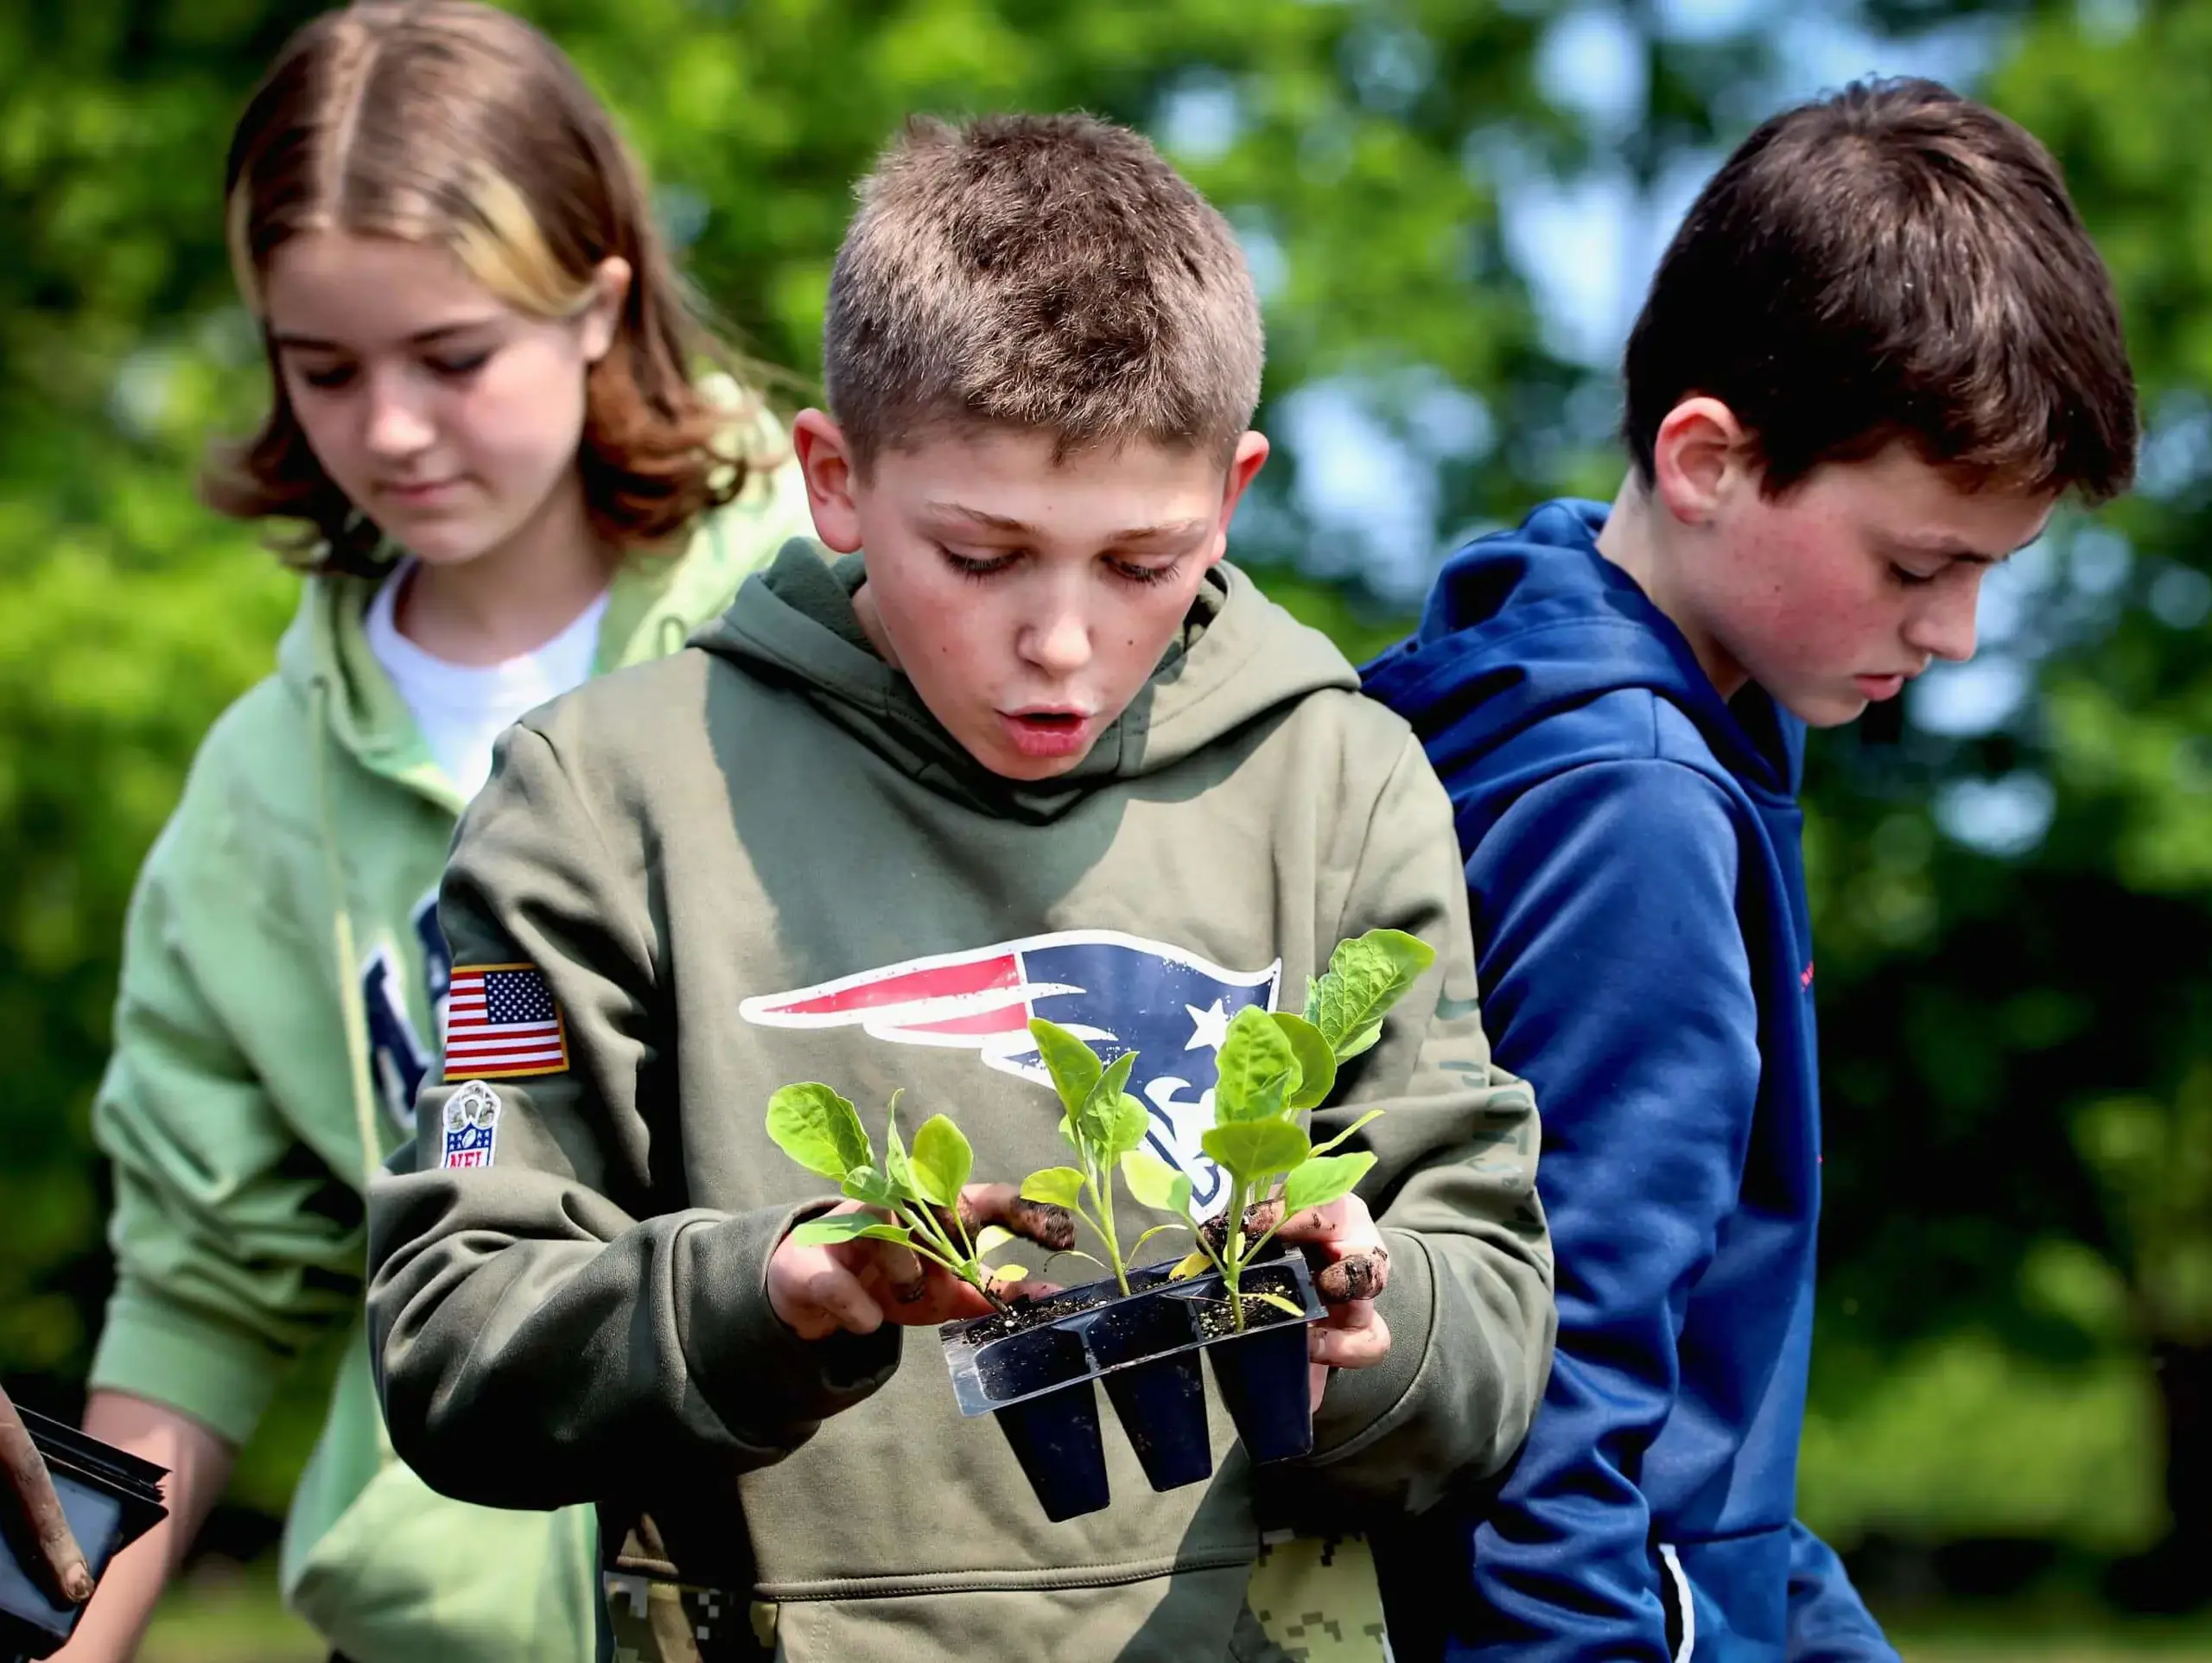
[
  {"xmin": 439, "ymin": 1080, "xmax": 503, "ymax": 1170},
  {"xmin": 444, "ymin": 962, "xmax": 569, "ymax": 1081}
]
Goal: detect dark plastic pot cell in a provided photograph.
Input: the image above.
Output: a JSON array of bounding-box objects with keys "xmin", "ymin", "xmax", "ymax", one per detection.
[
  {"xmin": 1203, "ymin": 1260, "xmax": 1319, "ymax": 1464},
  {"xmin": 0, "ymin": 1406, "xmax": 168, "ymax": 1660},
  {"xmin": 940, "ymin": 1250, "xmax": 1324, "ymax": 1520},
  {"xmin": 1091, "ymin": 1295, "xmax": 1212, "ymax": 1494},
  {"xmin": 973, "ymin": 1323, "xmax": 1109, "ymax": 1523}
]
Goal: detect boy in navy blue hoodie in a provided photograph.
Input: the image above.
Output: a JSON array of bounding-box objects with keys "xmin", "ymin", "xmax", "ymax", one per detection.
[{"xmin": 1363, "ymin": 79, "xmax": 2138, "ymax": 1661}]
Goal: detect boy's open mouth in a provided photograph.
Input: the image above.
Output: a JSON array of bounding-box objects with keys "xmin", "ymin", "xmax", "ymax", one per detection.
[
  {"xmin": 1852, "ymin": 673, "xmax": 1907, "ymax": 701},
  {"xmin": 998, "ymin": 708, "xmax": 1094, "ymax": 759}
]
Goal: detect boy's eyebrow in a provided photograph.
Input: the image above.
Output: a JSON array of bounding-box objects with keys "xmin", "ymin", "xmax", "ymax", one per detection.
[
  {"xmin": 269, "ymin": 319, "xmax": 502, "ymax": 352},
  {"xmin": 921, "ymin": 503, "xmax": 1212, "ymax": 546},
  {"xmin": 1882, "ymin": 530, "xmax": 2036, "ymax": 566}
]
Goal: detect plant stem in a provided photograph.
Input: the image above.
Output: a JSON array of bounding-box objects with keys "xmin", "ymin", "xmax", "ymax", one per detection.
[
  {"xmin": 1221, "ymin": 1175, "xmax": 1249, "ymax": 1334},
  {"xmin": 946, "ymin": 1196, "xmax": 978, "ymax": 1262},
  {"xmin": 1071, "ymin": 1190, "xmax": 1128, "ymax": 1297},
  {"xmin": 1087, "ymin": 1154, "xmax": 1130, "ymax": 1296},
  {"xmin": 895, "ymin": 1231, "xmax": 977, "ymax": 1286},
  {"xmin": 900, "ymin": 1200, "xmax": 959, "ymax": 1264},
  {"xmin": 1246, "ymin": 1180, "xmax": 1292, "ymax": 1263},
  {"xmin": 1128, "ymin": 1222, "xmax": 1187, "ymax": 1261},
  {"xmin": 899, "ymin": 1203, "xmax": 1010, "ymax": 1311}
]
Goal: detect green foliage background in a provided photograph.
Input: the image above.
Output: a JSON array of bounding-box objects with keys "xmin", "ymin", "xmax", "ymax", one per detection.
[{"xmin": 4, "ymin": 0, "xmax": 2209, "ymax": 1617}]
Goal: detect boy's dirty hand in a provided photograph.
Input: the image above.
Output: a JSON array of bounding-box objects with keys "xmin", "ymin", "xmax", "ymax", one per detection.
[
  {"xmin": 930, "ymin": 1183, "xmax": 1077, "ymax": 1254},
  {"xmin": 1272, "ymin": 1196, "xmax": 1392, "ymax": 1406},
  {"xmin": 768, "ymin": 1201, "xmax": 994, "ymax": 1341}
]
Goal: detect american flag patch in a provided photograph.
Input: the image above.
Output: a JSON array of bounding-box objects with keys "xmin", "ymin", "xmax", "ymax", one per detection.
[{"xmin": 443, "ymin": 963, "xmax": 569, "ymax": 1080}]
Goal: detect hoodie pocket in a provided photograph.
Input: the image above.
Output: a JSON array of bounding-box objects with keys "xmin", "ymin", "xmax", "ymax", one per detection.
[
  {"xmin": 1655, "ymin": 1527, "xmax": 1794, "ymax": 1662},
  {"xmin": 1658, "ymin": 1542, "xmax": 1696, "ymax": 1663}
]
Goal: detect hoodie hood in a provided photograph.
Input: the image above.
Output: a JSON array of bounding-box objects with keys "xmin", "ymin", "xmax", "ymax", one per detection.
[
  {"xmin": 692, "ymin": 538, "xmax": 1360, "ymax": 822},
  {"xmin": 275, "ymin": 431, "xmax": 815, "ymax": 813},
  {"xmin": 1361, "ymin": 498, "xmax": 1799, "ymax": 802}
]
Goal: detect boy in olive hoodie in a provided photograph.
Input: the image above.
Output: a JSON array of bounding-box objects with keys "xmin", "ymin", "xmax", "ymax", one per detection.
[{"xmin": 366, "ymin": 114, "xmax": 1554, "ymax": 1663}]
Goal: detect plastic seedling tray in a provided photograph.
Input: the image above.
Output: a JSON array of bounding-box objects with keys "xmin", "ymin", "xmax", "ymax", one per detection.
[
  {"xmin": 0, "ymin": 1406, "xmax": 168, "ymax": 1660},
  {"xmin": 940, "ymin": 1249, "xmax": 1324, "ymax": 1520}
]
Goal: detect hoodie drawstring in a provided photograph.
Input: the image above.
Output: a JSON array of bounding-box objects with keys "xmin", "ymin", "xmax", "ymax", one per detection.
[{"xmin": 310, "ymin": 675, "xmax": 389, "ymax": 1193}]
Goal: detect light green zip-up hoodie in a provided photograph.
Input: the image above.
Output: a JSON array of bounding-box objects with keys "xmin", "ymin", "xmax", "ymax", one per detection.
[
  {"xmin": 367, "ymin": 543, "xmax": 1556, "ymax": 1663},
  {"xmin": 87, "ymin": 448, "xmax": 812, "ymax": 1661}
]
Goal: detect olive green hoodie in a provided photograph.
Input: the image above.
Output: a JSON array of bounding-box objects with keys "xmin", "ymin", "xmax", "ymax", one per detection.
[
  {"xmin": 367, "ymin": 544, "xmax": 1555, "ymax": 1663},
  {"xmin": 87, "ymin": 454, "xmax": 812, "ymax": 1661}
]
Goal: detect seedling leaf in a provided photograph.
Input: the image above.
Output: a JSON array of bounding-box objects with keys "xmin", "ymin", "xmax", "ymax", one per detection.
[
  {"xmin": 789, "ymin": 1214, "xmax": 913, "ymax": 1248},
  {"xmin": 1337, "ymin": 1025, "xmax": 1385, "ymax": 1062},
  {"xmin": 839, "ymin": 1165, "xmax": 899, "ymax": 1207},
  {"xmin": 1213, "ymin": 1006, "xmax": 1299, "ymax": 1123},
  {"xmin": 1202, "ymin": 1118, "xmax": 1311, "ymax": 1182},
  {"xmin": 1303, "ymin": 930, "xmax": 1437, "ymax": 1058},
  {"xmin": 1075, "ymin": 1052, "xmax": 1138, "ymax": 1148},
  {"xmin": 1120, "ymin": 1151, "xmax": 1192, "ymax": 1216},
  {"xmin": 1281, "ymin": 1151, "xmax": 1376, "ymax": 1216},
  {"xmin": 974, "ymin": 1225, "xmax": 1015, "ymax": 1258},
  {"xmin": 1020, "ymin": 1166, "xmax": 1086, "ymax": 1209},
  {"xmin": 1248, "ymin": 1291, "xmax": 1307, "ymax": 1319},
  {"xmin": 882, "ymin": 1095, "xmax": 917, "ymax": 1201},
  {"xmin": 1103, "ymin": 1094, "xmax": 1151, "ymax": 1163},
  {"xmin": 1274, "ymin": 1012, "xmax": 1338, "ymax": 1112},
  {"xmin": 909, "ymin": 1114, "xmax": 973, "ymax": 1209},
  {"xmin": 1309, "ymin": 1108, "xmax": 1386, "ymax": 1158},
  {"xmin": 1168, "ymin": 1250, "xmax": 1211, "ymax": 1280},
  {"xmin": 989, "ymin": 1262, "xmax": 1028, "ymax": 1283},
  {"xmin": 766, "ymin": 1084, "xmax": 872, "ymax": 1181},
  {"xmin": 1029, "ymin": 1018, "xmax": 1103, "ymax": 1112}
]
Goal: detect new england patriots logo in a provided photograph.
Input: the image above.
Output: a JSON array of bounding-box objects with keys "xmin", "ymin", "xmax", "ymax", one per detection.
[{"xmin": 739, "ymin": 930, "xmax": 1281, "ymax": 1212}]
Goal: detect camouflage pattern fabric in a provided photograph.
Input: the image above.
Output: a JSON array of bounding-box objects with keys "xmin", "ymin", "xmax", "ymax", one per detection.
[
  {"xmin": 1248, "ymin": 1532, "xmax": 1392, "ymax": 1662},
  {"xmin": 603, "ymin": 1571, "xmax": 773, "ymax": 1663}
]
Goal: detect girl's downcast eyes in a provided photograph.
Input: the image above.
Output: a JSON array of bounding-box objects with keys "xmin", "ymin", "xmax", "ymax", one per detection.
[{"xmin": 293, "ymin": 348, "xmax": 494, "ymax": 392}]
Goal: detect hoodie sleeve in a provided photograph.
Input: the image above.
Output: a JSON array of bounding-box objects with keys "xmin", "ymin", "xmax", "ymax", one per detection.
[
  {"xmin": 1279, "ymin": 731, "xmax": 1556, "ymax": 1516},
  {"xmin": 365, "ymin": 722, "xmax": 899, "ymax": 1511},
  {"xmin": 88, "ymin": 763, "xmax": 368, "ymax": 1448},
  {"xmin": 1452, "ymin": 757, "xmax": 1763, "ymax": 1661},
  {"xmin": 1787, "ymin": 1521, "xmax": 1901, "ymax": 1661}
]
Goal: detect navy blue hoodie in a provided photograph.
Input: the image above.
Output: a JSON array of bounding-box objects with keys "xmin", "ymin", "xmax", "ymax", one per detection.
[{"xmin": 1363, "ymin": 501, "xmax": 1896, "ymax": 1662}]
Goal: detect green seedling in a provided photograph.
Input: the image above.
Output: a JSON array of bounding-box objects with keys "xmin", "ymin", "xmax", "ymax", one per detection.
[
  {"xmin": 766, "ymin": 1085, "xmax": 1027, "ymax": 1308},
  {"xmin": 1018, "ymin": 1023, "xmax": 1186, "ymax": 1296},
  {"xmin": 1118, "ymin": 929, "xmax": 1438, "ymax": 1331}
]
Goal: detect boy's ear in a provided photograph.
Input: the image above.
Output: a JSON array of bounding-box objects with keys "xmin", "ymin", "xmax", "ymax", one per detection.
[
  {"xmin": 792, "ymin": 409, "xmax": 865, "ymax": 554},
  {"xmin": 1205, "ymin": 430, "xmax": 1270, "ymax": 562},
  {"xmin": 1650, "ymin": 397, "xmax": 1757, "ymax": 525}
]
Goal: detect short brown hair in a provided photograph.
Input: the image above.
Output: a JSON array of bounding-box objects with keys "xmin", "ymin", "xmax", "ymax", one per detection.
[
  {"xmin": 1622, "ymin": 77, "xmax": 2138, "ymax": 502},
  {"xmin": 207, "ymin": 0, "xmax": 758, "ymax": 572},
  {"xmin": 823, "ymin": 113, "xmax": 1263, "ymax": 469}
]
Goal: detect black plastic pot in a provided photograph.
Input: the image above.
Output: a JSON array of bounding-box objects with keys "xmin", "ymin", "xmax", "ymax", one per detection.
[
  {"xmin": 1205, "ymin": 1311, "xmax": 1318, "ymax": 1464},
  {"xmin": 940, "ymin": 1250, "xmax": 1323, "ymax": 1520},
  {"xmin": 0, "ymin": 1406, "xmax": 168, "ymax": 1661}
]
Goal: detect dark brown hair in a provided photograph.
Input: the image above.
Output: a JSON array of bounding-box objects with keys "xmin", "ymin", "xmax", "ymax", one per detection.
[
  {"xmin": 207, "ymin": 0, "xmax": 758, "ymax": 571},
  {"xmin": 1622, "ymin": 77, "xmax": 2138, "ymax": 501},
  {"xmin": 823, "ymin": 112, "xmax": 1263, "ymax": 470}
]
